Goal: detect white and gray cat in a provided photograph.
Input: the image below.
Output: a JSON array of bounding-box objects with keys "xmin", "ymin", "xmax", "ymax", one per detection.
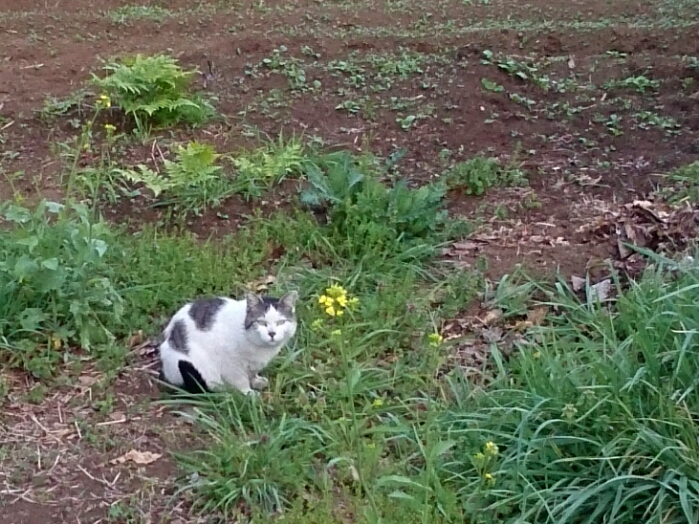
[{"xmin": 158, "ymin": 291, "xmax": 299, "ymax": 395}]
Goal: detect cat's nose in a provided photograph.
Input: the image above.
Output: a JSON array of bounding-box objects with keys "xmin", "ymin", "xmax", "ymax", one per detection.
[{"xmin": 268, "ymin": 331, "xmax": 276, "ymax": 340}]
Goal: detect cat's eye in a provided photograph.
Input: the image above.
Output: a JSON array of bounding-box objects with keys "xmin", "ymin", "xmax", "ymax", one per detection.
[
  {"xmin": 276, "ymin": 320, "xmax": 285, "ymax": 326},
  {"xmin": 257, "ymin": 320, "xmax": 268, "ymax": 327}
]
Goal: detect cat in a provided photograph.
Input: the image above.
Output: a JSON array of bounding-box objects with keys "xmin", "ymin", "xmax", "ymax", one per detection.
[{"xmin": 158, "ymin": 290, "xmax": 299, "ymax": 395}]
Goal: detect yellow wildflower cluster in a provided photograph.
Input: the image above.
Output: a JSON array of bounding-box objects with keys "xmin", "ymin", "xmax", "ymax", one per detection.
[
  {"xmin": 428, "ymin": 332, "xmax": 443, "ymax": 347},
  {"xmin": 484, "ymin": 441, "xmax": 499, "ymax": 457},
  {"xmin": 104, "ymin": 123, "xmax": 116, "ymax": 134},
  {"xmin": 318, "ymin": 283, "xmax": 358, "ymax": 317},
  {"xmin": 473, "ymin": 441, "xmax": 499, "ymax": 487},
  {"xmin": 96, "ymin": 93, "xmax": 112, "ymax": 109}
]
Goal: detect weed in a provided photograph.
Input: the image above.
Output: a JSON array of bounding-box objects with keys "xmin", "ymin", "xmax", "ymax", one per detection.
[
  {"xmin": 684, "ymin": 55, "xmax": 699, "ymax": 71},
  {"xmin": 440, "ymin": 256, "xmax": 699, "ymax": 522},
  {"xmin": 368, "ymin": 50, "xmax": 424, "ymax": 79},
  {"xmin": 659, "ymin": 161, "xmax": 699, "ymax": 203},
  {"xmin": 633, "ymin": 110, "xmax": 682, "ymax": 135},
  {"xmin": 231, "ymin": 135, "xmax": 307, "ymax": 200},
  {"xmin": 299, "ymin": 150, "xmax": 452, "ymax": 261},
  {"xmin": 91, "ymin": 54, "xmax": 215, "ymax": 134},
  {"xmin": 106, "ymin": 4, "xmax": 172, "ymax": 24},
  {"xmin": 481, "ymin": 78, "xmax": 503, "ymax": 92},
  {"xmin": 444, "ymin": 155, "xmax": 527, "ymax": 196},
  {"xmin": 603, "ymin": 75, "xmax": 660, "ymax": 94},
  {"xmin": 37, "ymin": 88, "xmax": 92, "ymax": 120},
  {"xmin": 174, "ymin": 398, "xmax": 331, "ymax": 515},
  {"xmin": 260, "ymin": 46, "xmax": 319, "ymax": 92},
  {"xmin": 482, "ymin": 50, "xmax": 559, "ymax": 92},
  {"xmin": 116, "ymin": 141, "xmax": 234, "ymax": 216},
  {"xmin": 0, "ymin": 201, "xmax": 126, "ymax": 376}
]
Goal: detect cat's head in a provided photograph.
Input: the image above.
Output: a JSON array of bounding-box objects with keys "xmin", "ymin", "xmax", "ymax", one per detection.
[{"xmin": 244, "ymin": 291, "xmax": 299, "ymax": 346}]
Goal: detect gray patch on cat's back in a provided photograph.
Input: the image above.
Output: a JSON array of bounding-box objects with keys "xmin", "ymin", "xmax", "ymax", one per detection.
[
  {"xmin": 189, "ymin": 297, "xmax": 225, "ymax": 331},
  {"xmin": 169, "ymin": 320, "xmax": 189, "ymax": 353}
]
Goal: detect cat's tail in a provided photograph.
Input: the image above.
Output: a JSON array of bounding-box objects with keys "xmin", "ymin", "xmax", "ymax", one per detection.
[{"xmin": 177, "ymin": 360, "xmax": 211, "ymax": 394}]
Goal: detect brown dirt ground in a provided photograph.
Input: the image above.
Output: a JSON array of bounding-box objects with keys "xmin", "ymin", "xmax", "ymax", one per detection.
[{"xmin": 2, "ymin": 0, "xmax": 699, "ymax": 521}]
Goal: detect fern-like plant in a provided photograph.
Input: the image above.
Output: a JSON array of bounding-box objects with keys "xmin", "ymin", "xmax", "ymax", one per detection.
[
  {"xmin": 116, "ymin": 141, "xmax": 233, "ymax": 215},
  {"xmin": 232, "ymin": 136, "xmax": 307, "ymax": 200},
  {"xmin": 91, "ymin": 54, "xmax": 215, "ymax": 133}
]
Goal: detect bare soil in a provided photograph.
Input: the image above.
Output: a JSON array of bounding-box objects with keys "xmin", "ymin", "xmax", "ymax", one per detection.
[{"xmin": 1, "ymin": 0, "xmax": 698, "ymax": 520}]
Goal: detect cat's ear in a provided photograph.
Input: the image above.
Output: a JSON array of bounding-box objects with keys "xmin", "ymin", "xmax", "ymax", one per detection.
[
  {"xmin": 245, "ymin": 292, "xmax": 263, "ymax": 310},
  {"xmin": 278, "ymin": 290, "xmax": 299, "ymax": 311}
]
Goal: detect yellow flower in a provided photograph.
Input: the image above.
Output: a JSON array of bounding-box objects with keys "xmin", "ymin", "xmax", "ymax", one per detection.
[
  {"xmin": 50, "ymin": 334, "xmax": 62, "ymax": 350},
  {"xmin": 484, "ymin": 473, "xmax": 495, "ymax": 486},
  {"xmin": 97, "ymin": 93, "xmax": 111, "ymax": 108},
  {"xmin": 311, "ymin": 319, "xmax": 323, "ymax": 331},
  {"xmin": 474, "ymin": 452, "xmax": 485, "ymax": 462},
  {"xmin": 372, "ymin": 398, "xmax": 384, "ymax": 407},
  {"xmin": 533, "ymin": 351, "xmax": 541, "ymax": 359},
  {"xmin": 318, "ymin": 295, "xmax": 333, "ymax": 306},
  {"xmin": 104, "ymin": 123, "xmax": 116, "ymax": 133},
  {"xmin": 326, "ymin": 283, "xmax": 346, "ymax": 298},
  {"xmin": 318, "ymin": 283, "xmax": 357, "ymax": 316},
  {"xmin": 347, "ymin": 296, "xmax": 359, "ymax": 307},
  {"xmin": 331, "ymin": 329, "xmax": 342, "ymax": 337},
  {"xmin": 428, "ymin": 332, "xmax": 443, "ymax": 347},
  {"xmin": 484, "ymin": 441, "xmax": 499, "ymax": 457}
]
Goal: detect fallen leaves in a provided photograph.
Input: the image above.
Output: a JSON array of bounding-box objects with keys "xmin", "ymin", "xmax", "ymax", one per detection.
[
  {"xmin": 110, "ymin": 449, "xmax": 162, "ymax": 466},
  {"xmin": 580, "ymin": 199, "xmax": 699, "ymax": 277},
  {"xmin": 248, "ymin": 274, "xmax": 277, "ymax": 292}
]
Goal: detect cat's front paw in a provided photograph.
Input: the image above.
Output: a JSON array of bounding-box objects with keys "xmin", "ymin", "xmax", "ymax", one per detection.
[{"xmin": 251, "ymin": 375, "xmax": 269, "ymax": 391}]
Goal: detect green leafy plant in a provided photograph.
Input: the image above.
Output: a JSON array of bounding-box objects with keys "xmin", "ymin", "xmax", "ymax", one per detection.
[
  {"xmin": 231, "ymin": 136, "xmax": 307, "ymax": 200},
  {"xmin": 440, "ymin": 255, "xmax": 699, "ymax": 523},
  {"xmin": 91, "ymin": 54, "xmax": 215, "ymax": 133},
  {"xmin": 481, "ymin": 78, "xmax": 503, "ymax": 92},
  {"xmin": 445, "ymin": 155, "xmax": 527, "ymax": 195},
  {"xmin": 660, "ymin": 161, "xmax": 699, "ymax": 204},
  {"xmin": 0, "ymin": 201, "xmax": 126, "ymax": 377},
  {"xmin": 174, "ymin": 397, "xmax": 330, "ymax": 516},
  {"xmin": 116, "ymin": 141, "xmax": 232, "ymax": 215},
  {"xmin": 300, "ymin": 151, "xmax": 450, "ymax": 259}
]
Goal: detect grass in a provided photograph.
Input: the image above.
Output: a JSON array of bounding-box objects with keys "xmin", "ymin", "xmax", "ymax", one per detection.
[
  {"xmin": 4, "ymin": 0, "xmax": 699, "ymax": 520},
  {"xmin": 11, "ymin": 128, "xmax": 695, "ymax": 521},
  {"xmin": 156, "ymin": 250, "xmax": 699, "ymax": 524}
]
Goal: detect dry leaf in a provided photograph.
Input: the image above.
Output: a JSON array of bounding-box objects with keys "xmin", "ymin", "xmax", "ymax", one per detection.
[
  {"xmin": 481, "ymin": 309, "xmax": 503, "ymax": 326},
  {"xmin": 587, "ymin": 279, "xmax": 612, "ymax": 303},
  {"xmin": 452, "ymin": 241, "xmax": 480, "ymax": 251},
  {"xmin": 512, "ymin": 319, "xmax": 533, "ymax": 331},
  {"xmin": 571, "ymin": 275, "xmax": 586, "ymax": 292},
  {"xmin": 526, "ymin": 306, "xmax": 548, "ymax": 326},
  {"xmin": 110, "ymin": 449, "xmax": 162, "ymax": 466},
  {"xmin": 77, "ymin": 375, "xmax": 98, "ymax": 387},
  {"xmin": 481, "ymin": 327, "xmax": 503, "ymax": 344},
  {"xmin": 249, "ymin": 274, "xmax": 277, "ymax": 292},
  {"xmin": 128, "ymin": 330, "xmax": 144, "ymax": 348}
]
